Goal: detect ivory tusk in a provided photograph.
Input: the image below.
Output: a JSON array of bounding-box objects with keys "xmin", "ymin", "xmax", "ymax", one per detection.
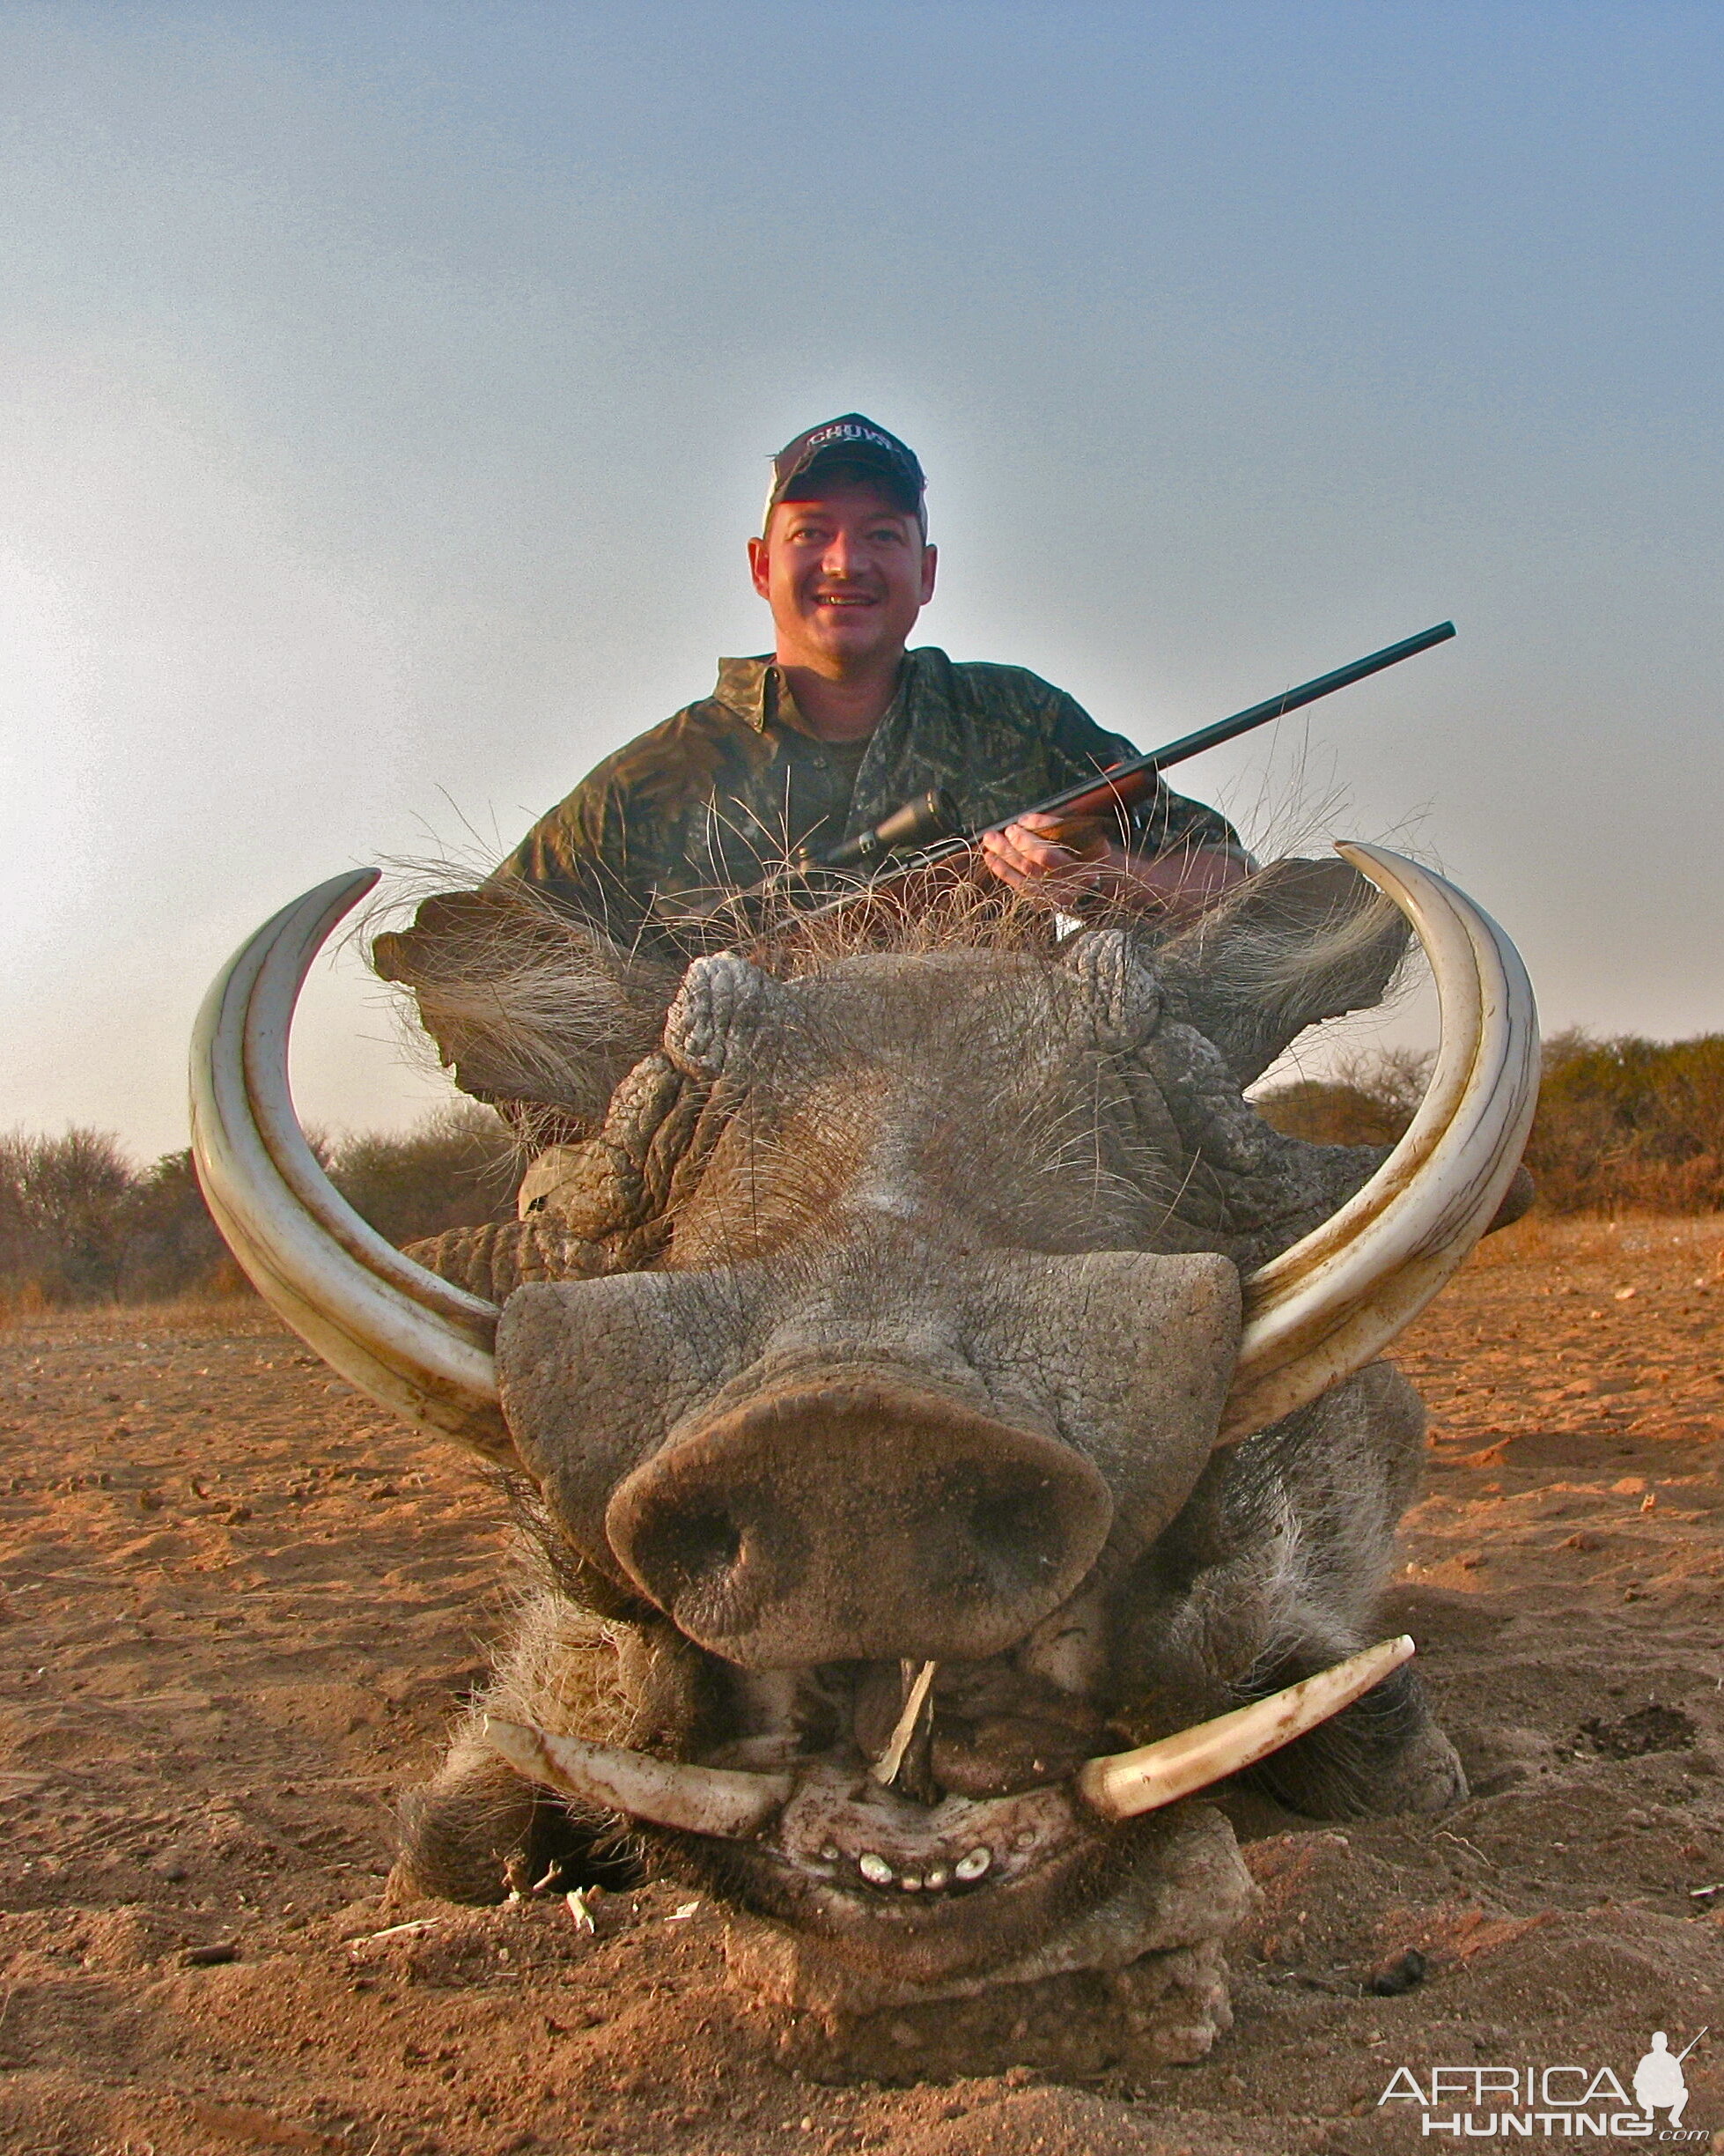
[
  {"xmin": 1077, "ymin": 1635, "xmax": 1416, "ymax": 1823},
  {"xmin": 483, "ymin": 1717, "xmax": 792, "ymax": 1840},
  {"xmin": 871, "ymin": 1659, "xmax": 939, "ymax": 1787},
  {"xmin": 1222, "ymin": 845, "xmax": 1538, "ymax": 1440},
  {"xmin": 189, "ymin": 871, "xmax": 510, "ymax": 1459}
]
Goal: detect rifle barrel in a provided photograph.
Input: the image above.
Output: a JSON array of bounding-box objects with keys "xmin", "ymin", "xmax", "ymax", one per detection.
[
  {"xmin": 996, "ymin": 619, "xmax": 1455, "ymax": 834},
  {"xmin": 785, "ymin": 618, "xmax": 1456, "ymax": 918}
]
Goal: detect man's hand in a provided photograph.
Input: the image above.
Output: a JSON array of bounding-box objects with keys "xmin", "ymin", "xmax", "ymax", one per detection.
[
  {"xmin": 977, "ymin": 811, "xmax": 1112, "ymax": 901},
  {"xmin": 980, "ymin": 812, "xmax": 1250, "ymax": 919}
]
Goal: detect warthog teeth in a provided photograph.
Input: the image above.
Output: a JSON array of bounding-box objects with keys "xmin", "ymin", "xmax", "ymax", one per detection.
[
  {"xmin": 854, "ymin": 1850, "xmax": 986, "ymax": 1892},
  {"xmin": 1077, "ymin": 1635, "xmax": 1417, "ymax": 1824},
  {"xmin": 483, "ymin": 1717, "xmax": 792, "ymax": 1841}
]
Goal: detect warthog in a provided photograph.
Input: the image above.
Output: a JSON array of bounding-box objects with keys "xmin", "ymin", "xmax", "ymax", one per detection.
[{"xmin": 191, "ymin": 848, "xmax": 1536, "ymax": 2067}]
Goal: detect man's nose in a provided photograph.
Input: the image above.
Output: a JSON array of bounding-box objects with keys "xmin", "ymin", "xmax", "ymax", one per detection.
[{"xmin": 820, "ymin": 531, "xmax": 862, "ymax": 576}]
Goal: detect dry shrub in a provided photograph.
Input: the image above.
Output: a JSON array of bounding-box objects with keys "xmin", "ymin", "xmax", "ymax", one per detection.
[
  {"xmin": 0, "ymin": 1128, "xmax": 136, "ymax": 1303},
  {"xmin": 325, "ymin": 1102, "xmax": 523, "ymax": 1246},
  {"xmin": 0, "ymin": 1104, "xmax": 525, "ymax": 1309},
  {"xmin": 1526, "ymin": 1030, "xmax": 1724, "ymax": 1215},
  {"xmin": 1256, "ymin": 1031, "xmax": 1724, "ymax": 1216},
  {"xmin": 1252, "ymin": 1047, "xmax": 1432, "ymax": 1148}
]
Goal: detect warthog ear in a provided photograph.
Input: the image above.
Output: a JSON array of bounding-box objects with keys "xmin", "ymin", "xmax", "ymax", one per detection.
[
  {"xmin": 1059, "ymin": 927, "xmax": 1163, "ymax": 1050},
  {"xmin": 1153, "ymin": 858, "xmax": 1411, "ymax": 1089},
  {"xmin": 663, "ymin": 953, "xmax": 798, "ymax": 1079},
  {"xmin": 370, "ymin": 883, "xmax": 678, "ymax": 1126}
]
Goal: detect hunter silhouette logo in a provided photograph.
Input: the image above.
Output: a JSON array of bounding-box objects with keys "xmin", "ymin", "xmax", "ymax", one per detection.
[
  {"xmin": 1635, "ymin": 2032, "xmax": 1703, "ymax": 2131},
  {"xmin": 1378, "ymin": 2027, "xmax": 1710, "ymax": 2139}
]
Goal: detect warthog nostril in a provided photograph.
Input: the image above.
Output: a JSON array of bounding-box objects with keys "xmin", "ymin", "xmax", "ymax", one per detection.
[
  {"xmin": 605, "ymin": 1379, "xmax": 1113, "ymax": 1667},
  {"xmin": 965, "ymin": 1480, "xmax": 1063, "ymax": 1588},
  {"xmin": 635, "ymin": 1505, "xmax": 745, "ymax": 1596}
]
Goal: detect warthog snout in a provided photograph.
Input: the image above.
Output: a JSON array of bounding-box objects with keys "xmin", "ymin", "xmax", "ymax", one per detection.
[{"xmin": 605, "ymin": 1380, "xmax": 1114, "ymax": 1666}]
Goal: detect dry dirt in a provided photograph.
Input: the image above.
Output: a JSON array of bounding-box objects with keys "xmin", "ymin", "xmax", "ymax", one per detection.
[{"xmin": 3, "ymin": 1214, "xmax": 1724, "ymax": 2156}]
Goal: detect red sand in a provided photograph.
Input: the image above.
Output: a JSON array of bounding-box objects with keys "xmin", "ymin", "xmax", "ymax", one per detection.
[{"xmin": 3, "ymin": 1213, "xmax": 1723, "ymax": 2153}]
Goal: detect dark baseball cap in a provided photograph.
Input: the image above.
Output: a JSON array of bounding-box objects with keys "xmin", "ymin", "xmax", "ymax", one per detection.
[{"xmin": 763, "ymin": 413, "xmax": 927, "ymax": 531}]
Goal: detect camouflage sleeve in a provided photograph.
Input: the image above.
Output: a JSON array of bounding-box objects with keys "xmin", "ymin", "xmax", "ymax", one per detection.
[
  {"xmin": 1038, "ymin": 689, "xmax": 1250, "ymax": 863},
  {"xmin": 490, "ymin": 772, "xmax": 650, "ymax": 941}
]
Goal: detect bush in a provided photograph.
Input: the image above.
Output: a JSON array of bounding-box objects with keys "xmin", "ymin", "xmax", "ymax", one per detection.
[
  {"xmin": 1256, "ymin": 1031, "xmax": 1724, "ymax": 1216},
  {"xmin": 114, "ymin": 1148, "xmax": 233, "ymax": 1302},
  {"xmin": 1527, "ymin": 1030, "xmax": 1724, "ymax": 1214},
  {"xmin": 0, "ymin": 1128, "xmax": 136, "ymax": 1303},
  {"xmin": 325, "ymin": 1103, "xmax": 522, "ymax": 1247},
  {"xmin": 1251, "ymin": 1048, "xmax": 1431, "ymax": 1148},
  {"xmin": 0, "ymin": 1103, "xmax": 525, "ymax": 1311}
]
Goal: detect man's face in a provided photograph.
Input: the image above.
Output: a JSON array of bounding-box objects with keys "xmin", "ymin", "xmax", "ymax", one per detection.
[{"xmin": 748, "ymin": 479, "xmax": 937, "ymax": 676}]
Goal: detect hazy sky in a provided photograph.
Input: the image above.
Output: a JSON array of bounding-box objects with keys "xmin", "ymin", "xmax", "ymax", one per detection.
[{"xmin": 3, "ymin": 4, "xmax": 1720, "ymax": 1159}]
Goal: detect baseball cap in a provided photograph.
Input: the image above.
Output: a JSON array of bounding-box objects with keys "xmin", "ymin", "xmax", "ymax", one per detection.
[{"xmin": 762, "ymin": 413, "xmax": 927, "ymax": 534}]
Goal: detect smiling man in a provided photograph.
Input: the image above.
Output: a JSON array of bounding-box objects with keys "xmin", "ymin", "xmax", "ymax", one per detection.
[{"xmin": 495, "ymin": 414, "xmax": 1249, "ymax": 946}]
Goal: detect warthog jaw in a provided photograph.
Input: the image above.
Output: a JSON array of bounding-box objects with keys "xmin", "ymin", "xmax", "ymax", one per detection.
[{"xmin": 481, "ymin": 1635, "xmax": 1416, "ymax": 1884}]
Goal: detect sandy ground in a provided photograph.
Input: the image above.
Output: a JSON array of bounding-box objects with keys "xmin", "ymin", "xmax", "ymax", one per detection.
[{"xmin": 3, "ymin": 1214, "xmax": 1724, "ymax": 2155}]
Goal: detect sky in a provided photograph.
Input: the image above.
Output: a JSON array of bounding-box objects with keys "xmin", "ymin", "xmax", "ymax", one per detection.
[{"xmin": 2, "ymin": 3, "xmax": 1720, "ymax": 1159}]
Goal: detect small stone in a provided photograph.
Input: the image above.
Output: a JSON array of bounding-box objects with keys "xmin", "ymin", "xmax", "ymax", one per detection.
[{"xmin": 1367, "ymin": 1947, "xmax": 1427, "ymax": 1997}]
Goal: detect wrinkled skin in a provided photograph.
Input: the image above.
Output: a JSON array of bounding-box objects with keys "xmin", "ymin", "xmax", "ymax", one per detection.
[{"xmin": 392, "ymin": 868, "xmax": 1469, "ymax": 1995}]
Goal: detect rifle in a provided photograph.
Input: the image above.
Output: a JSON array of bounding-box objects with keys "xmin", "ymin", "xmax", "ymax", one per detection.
[{"xmin": 805, "ymin": 619, "xmax": 1455, "ymax": 883}]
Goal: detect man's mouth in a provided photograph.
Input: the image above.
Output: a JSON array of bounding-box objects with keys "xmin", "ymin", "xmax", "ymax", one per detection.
[{"xmin": 812, "ymin": 591, "xmax": 878, "ymax": 609}]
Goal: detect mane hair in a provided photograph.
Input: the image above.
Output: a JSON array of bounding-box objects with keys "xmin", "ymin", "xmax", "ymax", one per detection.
[
  {"xmin": 377, "ymin": 856, "xmax": 1410, "ymax": 1300},
  {"xmin": 369, "ymin": 855, "xmax": 1408, "ymax": 1125}
]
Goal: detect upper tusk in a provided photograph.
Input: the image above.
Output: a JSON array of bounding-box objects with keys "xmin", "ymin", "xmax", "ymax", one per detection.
[
  {"xmin": 1077, "ymin": 1635, "xmax": 1416, "ymax": 1823},
  {"xmin": 189, "ymin": 871, "xmax": 510, "ymax": 1459},
  {"xmin": 483, "ymin": 1717, "xmax": 792, "ymax": 1840},
  {"xmin": 1222, "ymin": 845, "xmax": 1538, "ymax": 1441}
]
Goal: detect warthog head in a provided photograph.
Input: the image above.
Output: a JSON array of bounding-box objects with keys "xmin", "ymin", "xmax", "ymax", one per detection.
[{"xmin": 190, "ymin": 851, "xmax": 1536, "ymax": 2010}]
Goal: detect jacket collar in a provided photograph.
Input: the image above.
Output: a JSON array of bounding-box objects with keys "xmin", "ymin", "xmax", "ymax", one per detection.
[
  {"xmin": 712, "ymin": 654, "xmax": 775, "ymax": 729},
  {"xmin": 712, "ymin": 651, "xmax": 925, "ymax": 733}
]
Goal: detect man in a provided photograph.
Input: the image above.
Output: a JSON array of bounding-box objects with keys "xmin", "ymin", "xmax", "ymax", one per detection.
[{"xmin": 496, "ymin": 415, "xmax": 1249, "ymax": 946}]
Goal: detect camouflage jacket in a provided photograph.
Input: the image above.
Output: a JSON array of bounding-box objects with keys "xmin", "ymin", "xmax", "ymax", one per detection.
[{"xmin": 495, "ymin": 647, "xmax": 1245, "ymax": 948}]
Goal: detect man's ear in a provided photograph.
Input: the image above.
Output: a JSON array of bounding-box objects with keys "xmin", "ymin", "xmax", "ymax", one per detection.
[
  {"xmin": 747, "ymin": 534, "xmax": 771, "ymax": 601},
  {"xmin": 918, "ymin": 542, "xmax": 938, "ymax": 603}
]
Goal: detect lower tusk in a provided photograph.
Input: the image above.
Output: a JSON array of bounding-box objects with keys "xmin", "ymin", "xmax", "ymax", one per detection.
[
  {"xmin": 1077, "ymin": 1635, "xmax": 1415, "ymax": 1824},
  {"xmin": 483, "ymin": 1717, "xmax": 792, "ymax": 1841},
  {"xmin": 871, "ymin": 1659, "xmax": 938, "ymax": 1787}
]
